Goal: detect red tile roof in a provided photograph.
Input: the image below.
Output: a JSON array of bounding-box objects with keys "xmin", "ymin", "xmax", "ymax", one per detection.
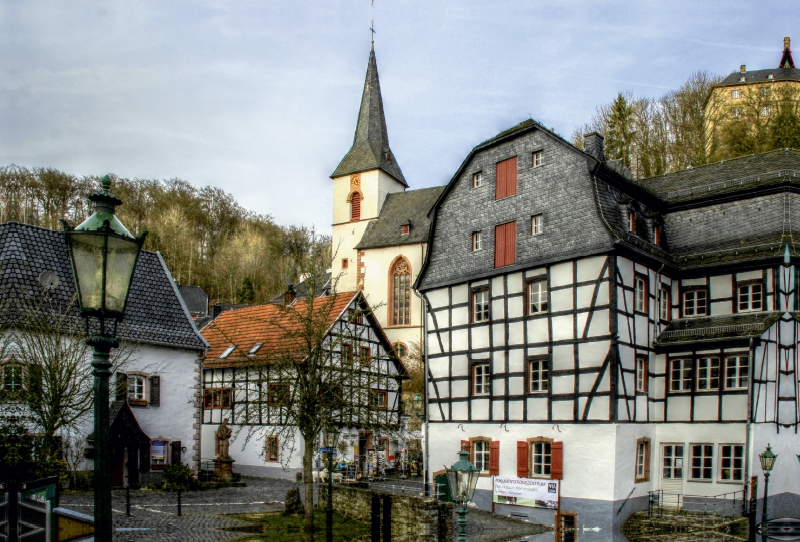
[{"xmin": 202, "ymin": 292, "xmax": 360, "ymax": 366}]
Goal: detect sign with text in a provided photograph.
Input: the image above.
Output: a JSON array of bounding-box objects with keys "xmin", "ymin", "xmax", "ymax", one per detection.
[{"xmin": 492, "ymin": 477, "xmax": 559, "ymax": 509}]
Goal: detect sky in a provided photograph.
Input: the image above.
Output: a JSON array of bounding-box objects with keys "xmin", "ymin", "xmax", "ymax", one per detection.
[{"xmin": 2, "ymin": 1, "xmax": 799, "ymax": 233}]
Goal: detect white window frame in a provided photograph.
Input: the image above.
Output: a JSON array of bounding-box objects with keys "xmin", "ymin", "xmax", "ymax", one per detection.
[
  {"xmin": 128, "ymin": 374, "xmax": 147, "ymax": 401},
  {"xmin": 658, "ymin": 286, "xmax": 670, "ymax": 321},
  {"xmin": 528, "ymin": 358, "xmax": 549, "ymax": 393},
  {"xmin": 532, "ymin": 150, "xmax": 543, "ymax": 168},
  {"xmin": 471, "ymin": 231, "xmax": 482, "ymax": 252},
  {"xmin": 473, "ymin": 363, "xmax": 490, "ymax": 396},
  {"xmin": 661, "ymin": 444, "xmax": 684, "ymax": 479},
  {"xmin": 634, "ymin": 275, "xmax": 647, "ymax": 313},
  {"xmin": 731, "ymin": 89, "xmax": 741, "ymax": 99},
  {"xmin": 697, "ymin": 357, "xmax": 720, "ymax": 391},
  {"xmin": 473, "ymin": 440, "xmax": 490, "ymax": 472},
  {"xmin": 472, "ymin": 171, "xmax": 483, "ymax": 188},
  {"xmin": 531, "ymin": 441, "xmax": 551, "ymax": 477},
  {"xmin": 737, "ymin": 283, "xmax": 763, "ymax": 312},
  {"xmin": 527, "ymin": 280, "xmax": 548, "ymax": 314},
  {"xmin": 636, "ymin": 440, "xmax": 649, "ymax": 480},
  {"xmin": 219, "ymin": 345, "xmax": 236, "ymax": 359},
  {"xmin": 683, "ymin": 289, "xmax": 707, "ymax": 317},
  {"xmin": 670, "ymin": 358, "xmax": 692, "ymax": 392},
  {"xmin": 473, "ymin": 290, "xmax": 489, "ymax": 322},
  {"xmin": 530, "ymin": 214, "xmax": 543, "ymax": 236},
  {"xmin": 636, "ymin": 357, "xmax": 648, "ymax": 393},
  {"xmin": 725, "ymin": 356, "xmax": 749, "ymax": 389},
  {"xmin": 761, "ymin": 105, "xmax": 770, "ymax": 117},
  {"xmin": 690, "ymin": 444, "xmax": 714, "ymax": 481},
  {"xmin": 719, "ymin": 444, "xmax": 744, "ymax": 482},
  {"xmin": 732, "ymin": 107, "xmax": 742, "ymax": 119}
]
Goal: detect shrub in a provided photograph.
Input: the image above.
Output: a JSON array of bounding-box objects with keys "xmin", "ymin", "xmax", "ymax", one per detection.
[{"xmin": 163, "ymin": 464, "xmax": 195, "ymax": 490}]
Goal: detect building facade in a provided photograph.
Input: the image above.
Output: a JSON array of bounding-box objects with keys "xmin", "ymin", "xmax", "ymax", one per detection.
[{"xmin": 415, "ymin": 121, "xmax": 800, "ymax": 538}]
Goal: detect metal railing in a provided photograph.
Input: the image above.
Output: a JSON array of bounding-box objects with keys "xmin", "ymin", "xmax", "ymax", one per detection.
[{"xmin": 648, "ymin": 490, "xmax": 745, "ymax": 519}]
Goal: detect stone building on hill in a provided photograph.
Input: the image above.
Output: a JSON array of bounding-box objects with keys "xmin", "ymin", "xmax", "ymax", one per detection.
[{"xmin": 415, "ymin": 117, "xmax": 800, "ymax": 538}]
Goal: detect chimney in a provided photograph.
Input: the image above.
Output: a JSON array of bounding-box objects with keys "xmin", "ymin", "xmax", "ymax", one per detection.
[
  {"xmin": 785, "ymin": 37, "xmax": 791, "ymax": 50},
  {"xmin": 583, "ymin": 132, "xmax": 605, "ymax": 162},
  {"xmin": 740, "ymin": 65, "xmax": 747, "ymax": 73},
  {"xmin": 283, "ymin": 283, "xmax": 296, "ymax": 305}
]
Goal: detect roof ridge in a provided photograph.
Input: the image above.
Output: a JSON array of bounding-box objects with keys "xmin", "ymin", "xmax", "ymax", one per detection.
[{"xmin": 641, "ymin": 148, "xmax": 800, "ymax": 181}]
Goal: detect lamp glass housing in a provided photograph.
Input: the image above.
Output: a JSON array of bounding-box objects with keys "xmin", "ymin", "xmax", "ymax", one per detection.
[
  {"xmin": 759, "ymin": 444, "xmax": 777, "ymax": 472},
  {"xmin": 446, "ymin": 447, "xmax": 480, "ymax": 504},
  {"xmin": 412, "ymin": 392, "xmax": 423, "ymax": 417},
  {"xmin": 323, "ymin": 427, "xmax": 340, "ymax": 450}
]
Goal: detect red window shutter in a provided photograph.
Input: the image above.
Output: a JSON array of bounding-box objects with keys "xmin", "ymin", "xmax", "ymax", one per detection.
[
  {"xmin": 494, "ymin": 222, "xmax": 517, "ymax": 268},
  {"xmin": 551, "ymin": 441, "xmax": 563, "ymax": 480},
  {"xmin": 351, "ymin": 193, "xmax": 361, "ymax": 221},
  {"xmin": 516, "ymin": 441, "xmax": 529, "ymax": 478},
  {"xmin": 495, "ymin": 157, "xmax": 518, "ymax": 200},
  {"xmin": 489, "ymin": 441, "xmax": 500, "ymax": 475}
]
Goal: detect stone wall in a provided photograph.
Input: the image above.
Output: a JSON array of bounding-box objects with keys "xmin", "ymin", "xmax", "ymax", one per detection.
[{"xmin": 319, "ymin": 483, "xmax": 453, "ymax": 542}]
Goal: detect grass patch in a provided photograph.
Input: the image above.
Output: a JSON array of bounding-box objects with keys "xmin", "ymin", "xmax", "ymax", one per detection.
[{"xmin": 225, "ymin": 511, "xmax": 370, "ymax": 542}]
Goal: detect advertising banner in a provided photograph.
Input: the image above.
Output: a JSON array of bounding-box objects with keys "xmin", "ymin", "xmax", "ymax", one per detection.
[{"xmin": 492, "ymin": 477, "xmax": 559, "ymax": 509}]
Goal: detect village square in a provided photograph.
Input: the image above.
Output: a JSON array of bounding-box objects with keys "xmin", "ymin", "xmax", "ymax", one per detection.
[{"xmin": 2, "ymin": 3, "xmax": 800, "ymax": 542}]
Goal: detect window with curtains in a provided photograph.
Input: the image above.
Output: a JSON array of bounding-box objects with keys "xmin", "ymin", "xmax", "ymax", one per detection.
[
  {"xmin": 350, "ymin": 192, "xmax": 361, "ymax": 221},
  {"xmin": 390, "ymin": 257, "xmax": 411, "ymax": 326},
  {"xmin": 494, "ymin": 221, "xmax": 517, "ymax": 268},
  {"xmin": 495, "ymin": 156, "xmax": 518, "ymax": 200}
]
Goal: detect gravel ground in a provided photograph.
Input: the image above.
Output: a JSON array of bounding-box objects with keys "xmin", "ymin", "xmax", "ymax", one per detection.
[{"xmin": 58, "ymin": 477, "xmax": 553, "ymax": 542}]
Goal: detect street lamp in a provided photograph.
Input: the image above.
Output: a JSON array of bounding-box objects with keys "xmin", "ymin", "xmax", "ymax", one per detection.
[
  {"xmin": 445, "ymin": 444, "xmax": 480, "ymax": 542},
  {"xmin": 759, "ymin": 444, "xmax": 777, "ymax": 542},
  {"xmin": 322, "ymin": 426, "xmax": 340, "ymax": 542},
  {"xmin": 64, "ymin": 175, "xmax": 147, "ymax": 541},
  {"xmin": 412, "ymin": 392, "xmax": 425, "ymax": 421}
]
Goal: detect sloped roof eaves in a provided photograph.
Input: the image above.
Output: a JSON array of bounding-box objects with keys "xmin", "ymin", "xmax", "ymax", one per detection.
[
  {"xmin": 718, "ymin": 68, "xmax": 800, "ymax": 86},
  {"xmin": 355, "ymin": 186, "xmax": 445, "ymax": 250},
  {"xmin": 655, "ymin": 312, "xmax": 781, "ymax": 347}
]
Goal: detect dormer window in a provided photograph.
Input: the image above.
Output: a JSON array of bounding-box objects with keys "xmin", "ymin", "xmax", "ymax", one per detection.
[
  {"xmin": 739, "ymin": 76, "xmax": 746, "ymax": 82},
  {"xmin": 401, "ymin": 224, "xmax": 410, "ymax": 235},
  {"xmin": 654, "ymin": 225, "xmax": 662, "ymax": 246},
  {"xmin": 249, "ymin": 343, "xmax": 263, "ymax": 356},
  {"xmin": 768, "ymin": 74, "xmax": 774, "ymax": 80},
  {"xmin": 219, "ymin": 345, "xmax": 236, "ymax": 359}
]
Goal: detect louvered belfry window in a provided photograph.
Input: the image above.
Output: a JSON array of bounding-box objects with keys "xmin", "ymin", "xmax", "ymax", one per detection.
[
  {"xmin": 351, "ymin": 192, "xmax": 361, "ymax": 221},
  {"xmin": 494, "ymin": 221, "xmax": 517, "ymax": 268},
  {"xmin": 495, "ymin": 156, "xmax": 518, "ymax": 200},
  {"xmin": 391, "ymin": 257, "xmax": 411, "ymax": 325}
]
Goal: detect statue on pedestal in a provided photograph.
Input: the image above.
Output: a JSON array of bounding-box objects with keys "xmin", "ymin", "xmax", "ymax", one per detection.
[{"xmin": 213, "ymin": 419, "xmax": 235, "ymax": 481}]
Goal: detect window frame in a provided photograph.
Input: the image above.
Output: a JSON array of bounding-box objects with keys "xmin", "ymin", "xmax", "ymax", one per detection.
[
  {"xmin": 389, "ymin": 256, "xmax": 412, "ymax": 326},
  {"xmin": 661, "ymin": 444, "xmax": 684, "ymax": 480},
  {"xmin": 204, "ymin": 387, "xmax": 233, "ymax": 409},
  {"xmin": 472, "ymin": 171, "xmax": 483, "ymax": 188},
  {"xmin": 634, "ymin": 274, "xmax": 649, "ymax": 314},
  {"xmin": 636, "ymin": 357, "xmax": 648, "ymax": 393},
  {"xmin": 725, "ymin": 355, "xmax": 749, "ymax": 390},
  {"xmin": 689, "ymin": 443, "xmax": 714, "ymax": 481},
  {"xmin": 658, "ymin": 285, "xmax": 670, "ymax": 322},
  {"xmin": 529, "ymin": 439, "xmax": 552, "ymax": 478},
  {"xmin": 268, "ymin": 382, "xmax": 290, "ymax": 406},
  {"xmin": 472, "ymin": 289, "xmax": 490, "ymax": 323},
  {"xmin": 718, "ymin": 444, "xmax": 744, "ymax": 483},
  {"xmin": 635, "ymin": 437, "xmax": 651, "ymax": 483},
  {"xmin": 1, "ymin": 362, "xmax": 24, "ymax": 393},
  {"xmin": 471, "ymin": 439, "xmax": 491, "ymax": 472},
  {"xmin": 628, "ymin": 210, "xmax": 636, "ymax": 233},
  {"xmin": 527, "ymin": 357, "xmax": 549, "ymax": 394},
  {"xmin": 531, "ymin": 150, "xmax": 543, "ymax": 168},
  {"xmin": 472, "ymin": 363, "xmax": 491, "ymax": 396},
  {"xmin": 127, "ymin": 373, "xmax": 148, "ymax": 406},
  {"xmin": 342, "ymin": 343, "xmax": 354, "ymax": 364},
  {"xmin": 682, "ymin": 288, "xmax": 708, "ymax": 317},
  {"xmin": 471, "ymin": 231, "xmax": 483, "ymax": 252},
  {"xmin": 736, "ymin": 281, "xmax": 764, "ymax": 313},
  {"xmin": 670, "ymin": 358, "xmax": 692, "ymax": 393},
  {"xmin": 359, "ymin": 346, "xmax": 371, "ymax": 366},
  {"xmin": 530, "ymin": 214, "xmax": 543, "ymax": 236},
  {"xmin": 369, "ymin": 389, "xmax": 388, "ymax": 410},
  {"xmin": 731, "ymin": 89, "xmax": 741, "ymax": 99},
  {"xmin": 265, "ymin": 435, "xmax": 280, "ymax": 462},
  {"xmin": 526, "ymin": 279, "xmax": 549, "ymax": 315},
  {"xmin": 696, "ymin": 357, "xmax": 720, "ymax": 392}
]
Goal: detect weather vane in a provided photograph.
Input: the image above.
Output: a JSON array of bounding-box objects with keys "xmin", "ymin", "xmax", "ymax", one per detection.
[{"xmin": 371, "ymin": 1, "xmax": 376, "ymax": 44}]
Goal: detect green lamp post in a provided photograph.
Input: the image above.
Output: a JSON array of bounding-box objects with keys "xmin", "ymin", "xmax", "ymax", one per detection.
[
  {"xmin": 759, "ymin": 444, "xmax": 777, "ymax": 542},
  {"xmin": 446, "ymin": 444, "xmax": 480, "ymax": 542},
  {"xmin": 322, "ymin": 426, "xmax": 340, "ymax": 542},
  {"xmin": 64, "ymin": 175, "xmax": 147, "ymax": 540},
  {"xmin": 412, "ymin": 392, "xmax": 425, "ymax": 421}
]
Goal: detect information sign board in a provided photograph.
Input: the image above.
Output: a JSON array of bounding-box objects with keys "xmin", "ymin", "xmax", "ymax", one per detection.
[{"xmin": 492, "ymin": 477, "xmax": 558, "ymax": 509}]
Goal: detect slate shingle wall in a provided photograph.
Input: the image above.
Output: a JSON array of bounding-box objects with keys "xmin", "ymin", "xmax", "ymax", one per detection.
[{"xmin": 419, "ymin": 129, "xmax": 614, "ymax": 290}]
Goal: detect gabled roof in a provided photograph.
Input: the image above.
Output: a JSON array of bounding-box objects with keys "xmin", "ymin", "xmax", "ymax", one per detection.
[
  {"xmin": 331, "ymin": 47, "xmax": 407, "ymax": 186},
  {"xmin": 0, "ymin": 222, "xmax": 207, "ymax": 350},
  {"xmin": 178, "ymin": 284, "xmax": 208, "ymax": 316},
  {"xmin": 356, "ymin": 186, "xmax": 445, "ymax": 250},
  {"xmin": 717, "ymin": 68, "xmax": 800, "ymax": 87},
  {"xmin": 202, "ymin": 291, "xmax": 405, "ymax": 376}
]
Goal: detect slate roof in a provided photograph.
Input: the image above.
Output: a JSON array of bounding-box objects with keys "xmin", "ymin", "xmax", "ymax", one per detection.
[
  {"xmin": 0, "ymin": 222, "xmax": 207, "ymax": 350},
  {"xmin": 635, "ymin": 149, "xmax": 800, "ymax": 203},
  {"xmin": 267, "ymin": 273, "xmax": 332, "ymax": 304},
  {"xmin": 356, "ymin": 186, "xmax": 445, "ymax": 250},
  {"xmin": 331, "ymin": 47, "xmax": 407, "ymax": 186},
  {"xmin": 178, "ymin": 284, "xmax": 208, "ymax": 316},
  {"xmin": 717, "ymin": 68, "xmax": 800, "ymax": 86},
  {"xmin": 655, "ymin": 312, "xmax": 783, "ymax": 348}
]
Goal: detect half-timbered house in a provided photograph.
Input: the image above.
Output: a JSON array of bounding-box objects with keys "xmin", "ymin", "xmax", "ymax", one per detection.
[
  {"xmin": 415, "ymin": 121, "xmax": 800, "ymax": 537},
  {"xmin": 200, "ymin": 290, "xmax": 408, "ymax": 480}
]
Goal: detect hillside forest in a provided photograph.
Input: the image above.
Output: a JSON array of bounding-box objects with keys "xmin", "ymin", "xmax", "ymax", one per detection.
[{"xmin": 0, "ymin": 165, "xmax": 330, "ymax": 306}]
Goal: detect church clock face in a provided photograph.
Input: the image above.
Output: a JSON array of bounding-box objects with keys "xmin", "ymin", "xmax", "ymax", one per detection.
[{"xmin": 351, "ymin": 174, "xmax": 361, "ymax": 188}]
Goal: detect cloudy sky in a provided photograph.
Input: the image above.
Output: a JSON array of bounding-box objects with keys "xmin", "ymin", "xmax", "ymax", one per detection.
[{"xmin": 2, "ymin": 1, "xmax": 798, "ymax": 232}]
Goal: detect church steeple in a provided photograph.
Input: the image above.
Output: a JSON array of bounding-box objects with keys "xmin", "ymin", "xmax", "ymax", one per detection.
[
  {"xmin": 331, "ymin": 48, "xmax": 407, "ymax": 186},
  {"xmin": 780, "ymin": 36, "xmax": 795, "ymax": 69}
]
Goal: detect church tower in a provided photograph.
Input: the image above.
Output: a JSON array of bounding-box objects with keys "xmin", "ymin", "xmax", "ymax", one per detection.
[{"xmin": 330, "ymin": 47, "xmax": 407, "ymax": 292}]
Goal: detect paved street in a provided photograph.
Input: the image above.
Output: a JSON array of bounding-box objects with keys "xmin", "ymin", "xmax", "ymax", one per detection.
[{"xmin": 59, "ymin": 477, "xmax": 553, "ymax": 541}]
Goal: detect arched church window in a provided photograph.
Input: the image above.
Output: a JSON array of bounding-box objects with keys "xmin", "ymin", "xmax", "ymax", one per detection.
[
  {"xmin": 2, "ymin": 363, "xmax": 24, "ymax": 393},
  {"xmin": 351, "ymin": 192, "xmax": 361, "ymax": 221},
  {"xmin": 390, "ymin": 257, "xmax": 411, "ymax": 326}
]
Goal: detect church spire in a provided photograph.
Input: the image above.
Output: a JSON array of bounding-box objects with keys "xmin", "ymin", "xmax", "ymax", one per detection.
[
  {"xmin": 331, "ymin": 48, "xmax": 407, "ymax": 186},
  {"xmin": 780, "ymin": 36, "xmax": 795, "ymax": 69}
]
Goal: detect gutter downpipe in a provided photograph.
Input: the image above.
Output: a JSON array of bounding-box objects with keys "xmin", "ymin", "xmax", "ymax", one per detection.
[
  {"xmin": 744, "ymin": 337, "xmax": 755, "ymax": 506},
  {"xmin": 414, "ymin": 244, "xmax": 431, "ymax": 497}
]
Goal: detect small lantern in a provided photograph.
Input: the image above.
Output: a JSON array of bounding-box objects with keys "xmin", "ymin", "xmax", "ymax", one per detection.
[
  {"xmin": 412, "ymin": 392, "xmax": 424, "ymax": 419},
  {"xmin": 445, "ymin": 444, "xmax": 480, "ymax": 505},
  {"xmin": 760, "ymin": 444, "xmax": 777, "ymax": 473},
  {"xmin": 64, "ymin": 175, "xmax": 147, "ymax": 321},
  {"xmin": 323, "ymin": 426, "xmax": 340, "ymax": 451}
]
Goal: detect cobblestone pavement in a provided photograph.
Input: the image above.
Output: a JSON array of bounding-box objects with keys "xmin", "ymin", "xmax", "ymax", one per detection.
[{"xmin": 58, "ymin": 478, "xmax": 554, "ymax": 542}]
